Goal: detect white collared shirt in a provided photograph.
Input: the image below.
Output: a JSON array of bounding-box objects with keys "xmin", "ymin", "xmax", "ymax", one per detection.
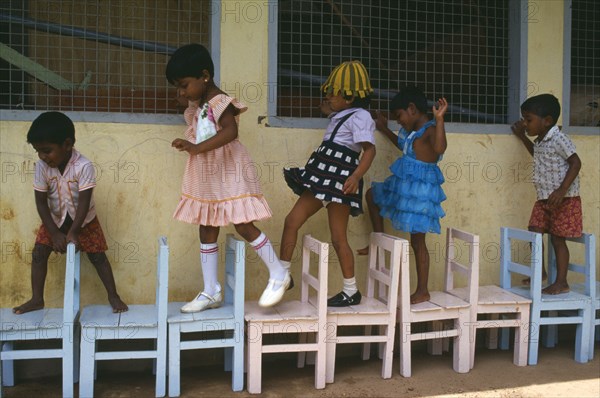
[
  {"xmin": 33, "ymin": 148, "xmax": 97, "ymax": 227},
  {"xmin": 324, "ymin": 108, "xmax": 376, "ymax": 152},
  {"xmin": 533, "ymin": 125, "xmax": 580, "ymax": 200}
]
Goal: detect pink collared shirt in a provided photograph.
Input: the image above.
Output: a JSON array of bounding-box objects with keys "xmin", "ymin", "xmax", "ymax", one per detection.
[{"xmin": 33, "ymin": 148, "xmax": 97, "ymax": 228}]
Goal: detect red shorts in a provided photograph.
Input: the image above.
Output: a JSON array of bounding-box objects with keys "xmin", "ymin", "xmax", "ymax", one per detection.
[
  {"xmin": 528, "ymin": 196, "xmax": 583, "ymax": 238},
  {"xmin": 35, "ymin": 216, "xmax": 109, "ymax": 253}
]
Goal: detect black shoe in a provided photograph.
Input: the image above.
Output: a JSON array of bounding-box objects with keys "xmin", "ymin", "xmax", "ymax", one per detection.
[{"xmin": 327, "ymin": 290, "xmax": 361, "ymax": 307}]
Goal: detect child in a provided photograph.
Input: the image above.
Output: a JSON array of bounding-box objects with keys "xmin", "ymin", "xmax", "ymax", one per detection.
[
  {"xmin": 13, "ymin": 112, "xmax": 128, "ymax": 314},
  {"xmin": 281, "ymin": 60, "xmax": 377, "ymax": 307},
  {"xmin": 511, "ymin": 93, "xmax": 582, "ymax": 294},
  {"xmin": 359, "ymin": 86, "xmax": 448, "ymax": 304},
  {"xmin": 166, "ymin": 44, "xmax": 289, "ymax": 311}
]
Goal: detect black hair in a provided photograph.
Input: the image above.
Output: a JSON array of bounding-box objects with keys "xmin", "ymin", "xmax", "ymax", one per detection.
[
  {"xmin": 389, "ymin": 86, "xmax": 429, "ymax": 113},
  {"xmin": 165, "ymin": 43, "xmax": 214, "ymax": 85},
  {"xmin": 347, "ymin": 94, "xmax": 371, "ymax": 109},
  {"xmin": 27, "ymin": 111, "xmax": 75, "ymax": 145},
  {"xmin": 520, "ymin": 94, "xmax": 561, "ymax": 125}
]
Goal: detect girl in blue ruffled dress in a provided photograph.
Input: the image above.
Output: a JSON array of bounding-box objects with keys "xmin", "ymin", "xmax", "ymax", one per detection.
[{"xmin": 359, "ymin": 86, "xmax": 448, "ymax": 304}]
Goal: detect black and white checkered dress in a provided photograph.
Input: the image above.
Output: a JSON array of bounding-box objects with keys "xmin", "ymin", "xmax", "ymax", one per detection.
[{"xmin": 283, "ymin": 112, "xmax": 364, "ymax": 216}]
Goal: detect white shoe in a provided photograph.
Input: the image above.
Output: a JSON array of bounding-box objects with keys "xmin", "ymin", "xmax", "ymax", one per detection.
[
  {"xmin": 258, "ymin": 272, "xmax": 293, "ymax": 308},
  {"xmin": 180, "ymin": 291, "xmax": 222, "ymax": 313}
]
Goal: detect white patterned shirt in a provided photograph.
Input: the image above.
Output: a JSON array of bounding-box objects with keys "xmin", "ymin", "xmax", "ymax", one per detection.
[
  {"xmin": 533, "ymin": 125, "xmax": 579, "ymax": 200},
  {"xmin": 33, "ymin": 148, "xmax": 97, "ymax": 228}
]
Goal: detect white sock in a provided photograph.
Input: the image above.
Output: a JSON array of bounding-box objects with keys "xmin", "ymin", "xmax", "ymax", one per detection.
[
  {"xmin": 280, "ymin": 260, "xmax": 291, "ymax": 271},
  {"xmin": 343, "ymin": 277, "xmax": 358, "ymax": 296},
  {"xmin": 250, "ymin": 233, "xmax": 287, "ymax": 281},
  {"xmin": 200, "ymin": 243, "xmax": 220, "ymax": 296}
]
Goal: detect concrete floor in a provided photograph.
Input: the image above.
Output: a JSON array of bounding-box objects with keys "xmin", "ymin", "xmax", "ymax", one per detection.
[{"xmin": 2, "ymin": 342, "xmax": 599, "ymax": 398}]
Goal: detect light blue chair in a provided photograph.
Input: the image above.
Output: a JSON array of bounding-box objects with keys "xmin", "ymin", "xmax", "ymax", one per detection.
[
  {"xmin": 0, "ymin": 243, "xmax": 80, "ymax": 398},
  {"xmin": 167, "ymin": 234, "xmax": 245, "ymax": 396},
  {"xmin": 499, "ymin": 227, "xmax": 592, "ymax": 365},
  {"xmin": 545, "ymin": 233, "xmax": 596, "ymax": 360},
  {"xmin": 79, "ymin": 237, "xmax": 168, "ymax": 397}
]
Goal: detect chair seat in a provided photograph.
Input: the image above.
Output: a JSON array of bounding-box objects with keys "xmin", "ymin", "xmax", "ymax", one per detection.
[
  {"xmin": 0, "ymin": 308, "xmax": 65, "ymax": 332},
  {"xmin": 450, "ymin": 285, "xmax": 531, "ymax": 306},
  {"xmin": 81, "ymin": 304, "xmax": 159, "ymax": 328},
  {"xmin": 507, "ymin": 286, "xmax": 591, "ymax": 306},
  {"xmin": 410, "ymin": 291, "xmax": 469, "ymax": 313},
  {"xmin": 167, "ymin": 302, "xmax": 235, "ymax": 323},
  {"xmin": 570, "ymin": 281, "xmax": 599, "ymax": 305},
  {"xmin": 245, "ymin": 301, "xmax": 318, "ymax": 323}
]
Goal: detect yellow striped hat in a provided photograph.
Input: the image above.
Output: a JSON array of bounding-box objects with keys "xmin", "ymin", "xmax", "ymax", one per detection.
[{"xmin": 321, "ymin": 60, "xmax": 373, "ymax": 98}]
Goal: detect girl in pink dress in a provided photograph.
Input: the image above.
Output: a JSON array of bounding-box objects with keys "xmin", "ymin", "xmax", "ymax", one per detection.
[{"xmin": 166, "ymin": 44, "xmax": 290, "ymax": 312}]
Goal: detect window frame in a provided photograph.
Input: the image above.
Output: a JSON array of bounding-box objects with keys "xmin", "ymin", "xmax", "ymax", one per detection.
[
  {"xmin": 0, "ymin": 0, "xmax": 221, "ymax": 125},
  {"xmin": 562, "ymin": 0, "xmax": 600, "ymax": 136},
  {"xmin": 267, "ymin": 0, "xmax": 527, "ymax": 134}
]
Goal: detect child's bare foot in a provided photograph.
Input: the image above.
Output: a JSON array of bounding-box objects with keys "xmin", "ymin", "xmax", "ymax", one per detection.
[
  {"xmin": 542, "ymin": 282, "xmax": 570, "ymax": 295},
  {"xmin": 410, "ymin": 290, "xmax": 430, "ymax": 304},
  {"xmin": 356, "ymin": 246, "xmax": 369, "ymax": 256},
  {"xmin": 109, "ymin": 295, "xmax": 128, "ymax": 313},
  {"xmin": 13, "ymin": 299, "xmax": 44, "ymax": 315}
]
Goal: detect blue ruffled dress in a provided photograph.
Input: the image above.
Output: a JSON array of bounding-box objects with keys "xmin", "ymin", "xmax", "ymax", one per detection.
[{"xmin": 371, "ymin": 120, "xmax": 446, "ymax": 234}]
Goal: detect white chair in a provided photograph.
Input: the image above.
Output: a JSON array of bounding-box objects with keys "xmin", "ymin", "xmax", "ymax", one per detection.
[
  {"xmin": 79, "ymin": 237, "xmax": 168, "ymax": 397},
  {"xmin": 167, "ymin": 234, "xmax": 245, "ymax": 396},
  {"xmin": 245, "ymin": 235, "xmax": 328, "ymax": 394},
  {"xmin": 0, "ymin": 243, "xmax": 80, "ymax": 398},
  {"xmin": 443, "ymin": 228, "xmax": 530, "ymax": 368},
  {"xmin": 323, "ymin": 232, "xmax": 405, "ymax": 383},
  {"xmin": 499, "ymin": 227, "xmax": 592, "ymax": 365},
  {"xmin": 398, "ymin": 228, "xmax": 473, "ymax": 377},
  {"xmin": 544, "ymin": 233, "xmax": 596, "ymax": 360}
]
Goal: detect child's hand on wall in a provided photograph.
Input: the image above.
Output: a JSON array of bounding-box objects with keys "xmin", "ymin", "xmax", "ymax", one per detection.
[{"xmin": 511, "ymin": 119, "xmax": 527, "ymax": 139}]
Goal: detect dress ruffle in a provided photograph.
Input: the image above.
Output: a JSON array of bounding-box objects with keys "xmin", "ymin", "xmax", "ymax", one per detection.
[
  {"xmin": 372, "ymin": 155, "xmax": 446, "ymax": 234},
  {"xmin": 173, "ymin": 194, "xmax": 272, "ymax": 227}
]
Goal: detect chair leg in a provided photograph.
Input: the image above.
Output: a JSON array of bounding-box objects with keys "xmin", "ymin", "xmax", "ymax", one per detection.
[
  {"xmin": 428, "ymin": 320, "xmax": 444, "ymax": 355},
  {"xmin": 1, "ymin": 342, "xmax": 14, "ymax": 387},
  {"xmin": 514, "ymin": 307, "xmax": 530, "ymax": 366},
  {"xmin": 399, "ymin": 325, "xmax": 412, "ymax": 377},
  {"xmin": 381, "ymin": 325, "xmax": 394, "ymax": 379},
  {"xmin": 79, "ymin": 331, "xmax": 96, "ymax": 398},
  {"xmin": 362, "ymin": 325, "xmax": 372, "ymax": 360},
  {"xmin": 325, "ymin": 320, "xmax": 338, "ymax": 384},
  {"xmin": 73, "ymin": 325, "xmax": 80, "ymax": 384},
  {"xmin": 297, "ymin": 332, "xmax": 308, "ymax": 368},
  {"xmin": 63, "ymin": 330, "xmax": 74, "ymax": 398},
  {"xmin": 224, "ymin": 329, "xmax": 233, "ymax": 372},
  {"xmin": 246, "ymin": 322, "xmax": 263, "ymax": 394},
  {"xmin": 168, "ymin": 324, "xmax": 181, "ymax": 397},
  {"xmin": 155, "ymin": 333, "xmax": 167, "ymax": 397},
  {"xmin": 232, "ymin": 338, "xmax": 244, "ymax": 392},
  {"xmin": 315, "ymin": 340, "xmax": 326, "ymax": 389},
  {"xmin": 528, "ymin": 306, "xmax": 541, "ymax": 365},
  {"xmin": 453, "ymin": 314, "xmax": 470, "ymax": 373},
  {"xmin": 544, "ymin": 311, "xmax": 558, "ymax": 348},
  {"xmin": 575, "ymin": 307, "xmax": 591, "ymax": 364}
]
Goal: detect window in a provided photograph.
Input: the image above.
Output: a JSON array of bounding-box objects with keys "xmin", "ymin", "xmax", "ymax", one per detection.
[
  {"xmin": 0, "ymin": 0, "xmax": 212, "ymax": 116},
  {"xmin": 271, "ymin": 0, "xmax": 514, "ymax": 127},
  {"xmin": 569, "ymin": 0, "xmax": 599, "ymax": 129}
]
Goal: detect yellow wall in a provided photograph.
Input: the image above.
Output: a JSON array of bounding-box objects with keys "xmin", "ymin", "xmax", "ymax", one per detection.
[{"xmin": 1, "ymin": 0, "xmax": 598, "ymax": 308}]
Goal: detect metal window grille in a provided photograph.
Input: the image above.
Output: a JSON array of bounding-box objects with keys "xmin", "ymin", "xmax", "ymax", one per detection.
[
  {"xmin": 276, "ymin": 0, "xmax": 509, "ymax": 124},
  {"xmin": 0, "ymin": 0, "xmax": 211, "ymax": 114},
  {"xmin": 570, "ymin": 0, "xmax": 599, "ymax": 127}
]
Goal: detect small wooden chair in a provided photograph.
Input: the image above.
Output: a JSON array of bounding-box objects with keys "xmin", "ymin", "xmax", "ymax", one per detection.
[
  {"xmin": 0, "ymin": 243, "xmax": 80, "ymax": 398},
  {"xmin": 167, "ymin": 234, "xmax": 245, "ymax": 396},
  {"xmin": 79, "ymin": 237, "xmax": 168, "ymax": 397},
  {"xmin": 323, "ymin": 232, "xmax": 405, "ymax": 383},
  {"xmin": 245, "ymin": 235, "xmax": 328, "ymax": 394},
  {"xmin": 443, "ymin": 228, "xmax": 531, "ymax": 368},
  {"xmin": 398, "ymin": 228, "xmax": 473, "ymax": 377},
  {"xmin": 544, "ymin": 233, "xmax": 596, "ymax": 360},
  {"xmin": 499, "ymin": 227, "xmax": 592, "ymax": 365}
]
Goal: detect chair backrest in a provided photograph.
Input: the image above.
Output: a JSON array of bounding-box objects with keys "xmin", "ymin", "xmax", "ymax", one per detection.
[
  {"xmin": 366, "ymin": 233, "xmax": 406, "ymax": 313},
  {"xmin": 300, "ymin": 235, "xmax": 329, "ymax": 320},
  {"xmin": 156, "ymin": 237, "xmax": 169, "ymax": 334},
  {"xmin": 443, "ymin": 228, "xmax": 479, "ymax": 306},
  {"xmin": 224, "ymin": 234, "xmax": 245, "ymax": 322},
  {"xmin": 500, "ymin": 227, "xmax": 543, "ymax": 300},
  {"xmin": 63, "ymin": 243, "xmax": 81, "ymax": 325},
  {"xmin": 548, "ymin": 233, "xmax": 596, "ymax": 299}
]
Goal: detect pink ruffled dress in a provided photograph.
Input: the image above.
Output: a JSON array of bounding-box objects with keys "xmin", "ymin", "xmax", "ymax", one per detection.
[{"xmin": 173, "ymin": 94, "xmax": 272, "ymax": 226}]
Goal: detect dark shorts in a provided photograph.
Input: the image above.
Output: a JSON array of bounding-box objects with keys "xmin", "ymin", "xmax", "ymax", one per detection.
[
  {"xmin": 528, "ymin": 196, "xmax": 583, "ymax": 238},
  {"xmin": 35, "ymin": 216, "xmax": 108, "ymax": 253}
]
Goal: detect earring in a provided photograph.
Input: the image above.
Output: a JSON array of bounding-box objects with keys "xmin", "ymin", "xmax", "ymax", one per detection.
[{"xmin": 204, "ymin": 79, "xmax": 208, "ymax": 83}]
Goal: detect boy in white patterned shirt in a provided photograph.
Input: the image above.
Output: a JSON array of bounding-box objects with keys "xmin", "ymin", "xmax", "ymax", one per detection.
[
  {"xmin": 511, "ymin": 94, "xmax": 583, "ymax": 295},
  {"xmin": 13, "ymin": 112, "xmax": 128, "ymax": 314}
]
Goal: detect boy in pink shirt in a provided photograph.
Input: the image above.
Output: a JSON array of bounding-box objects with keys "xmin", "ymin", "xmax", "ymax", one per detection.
[{"xmin": 13, "ymin": 112, "xmax": 128, "ymax": 314}]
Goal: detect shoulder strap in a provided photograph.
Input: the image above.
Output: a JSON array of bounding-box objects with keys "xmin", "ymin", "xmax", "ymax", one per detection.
[{"xmin": 328, "ymin": 111, "xmax": 356, "ymax": 141}]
